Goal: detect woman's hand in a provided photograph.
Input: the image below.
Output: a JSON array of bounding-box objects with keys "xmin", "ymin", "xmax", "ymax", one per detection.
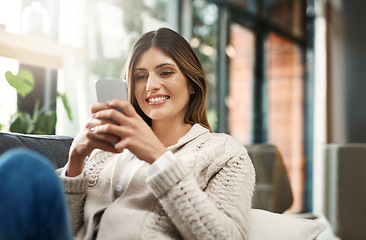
[
  {"xmin": 66, "ymin": 102, "xmax": 122, "ymax": 177},
  {"xmin": 90, "ymin": 99, "xmax": 167, "ymax": 164}
]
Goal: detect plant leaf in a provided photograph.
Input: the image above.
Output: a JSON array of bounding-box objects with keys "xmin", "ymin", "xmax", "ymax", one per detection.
[
  {"xmin": 57, "ymin": 92, "xmax": 73, "ymax": 120},
  {"xmin": 32, "ymin": 99, "xmax": 41, "ymax": 121},
  {"xmin": 10, "ymin": 112, "xmax": 33, "ymax": 134},
  {"xmin": 5, "ymin": 69, "xmax": 35, "ymax": 98},
  {"xmin": 34, "ymin": 110, "xmax": 57, "ymax": 135}
]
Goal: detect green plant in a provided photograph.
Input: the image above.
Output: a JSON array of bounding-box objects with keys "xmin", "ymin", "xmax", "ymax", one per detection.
[{"xmin": 5, "ymin": 69, "xmax": 72, "ymax": 134}]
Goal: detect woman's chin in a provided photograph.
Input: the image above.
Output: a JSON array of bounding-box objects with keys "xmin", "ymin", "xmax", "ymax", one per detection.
[{"xmin": 144, "ymin": 110, "xmax": 168, "ymax": 121}]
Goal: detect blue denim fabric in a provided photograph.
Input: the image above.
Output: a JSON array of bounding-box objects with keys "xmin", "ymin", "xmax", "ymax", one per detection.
[{"xmin": 0, "ymin": 148, "xmax": 72, "ymax": 240}]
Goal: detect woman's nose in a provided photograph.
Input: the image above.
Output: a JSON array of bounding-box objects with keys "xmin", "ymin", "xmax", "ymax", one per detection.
[{"xmin": 146, "ymin": 75, "xmax": 161, "ymax": 92}]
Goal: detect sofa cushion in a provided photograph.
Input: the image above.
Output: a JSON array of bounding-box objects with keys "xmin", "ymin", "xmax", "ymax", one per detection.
[
  {"xmin": 249, "ymin": 209, "xmax": 326, "ymax": 240},
  {"xmin": 0, "ymin": 132, "xmax": 73, "ymax": 168}
]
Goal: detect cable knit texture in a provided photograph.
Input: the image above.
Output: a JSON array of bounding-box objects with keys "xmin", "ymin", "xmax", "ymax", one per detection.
[{"xmin": 60, "ymin": 124, "xmax": 255, "ymax": 240}]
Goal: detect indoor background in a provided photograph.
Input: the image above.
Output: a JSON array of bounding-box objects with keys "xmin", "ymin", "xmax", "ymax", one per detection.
[{"xmin": 0, "ymin": 0, "xmax": 364, "ymax": 239}]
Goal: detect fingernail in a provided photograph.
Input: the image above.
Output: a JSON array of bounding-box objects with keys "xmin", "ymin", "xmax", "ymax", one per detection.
[{"xmin": 90, "ymin": 127, "xmax": 96, "ymax": 132}]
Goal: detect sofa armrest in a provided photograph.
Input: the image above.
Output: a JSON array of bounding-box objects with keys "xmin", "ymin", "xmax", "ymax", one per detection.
[{"xmin": 0, "ymin": 132, "xmax": 73, "ymax": 168}]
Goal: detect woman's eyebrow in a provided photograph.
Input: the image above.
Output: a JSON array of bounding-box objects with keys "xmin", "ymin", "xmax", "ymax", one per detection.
[
  {"xmin": 134, "ymin": 63, "xmax": 176, "ymax": 72},
  {"xmin": 155, "ymin": 63, "xmax": 175, "ymax": 69},
  {"xmin": 134, "ymin": 68, "xmax": 146, "ymax": 72}
]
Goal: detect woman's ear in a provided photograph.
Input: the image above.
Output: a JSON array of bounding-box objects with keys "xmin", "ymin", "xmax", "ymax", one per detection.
[{"xmin": 188, "ymin": 84, "xmax": 195, "ymax": 95}]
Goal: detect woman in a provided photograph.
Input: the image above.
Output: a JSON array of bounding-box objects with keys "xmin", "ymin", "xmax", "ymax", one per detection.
[{"xmin": 62, "ymin": 27, "xmax": 255, "ymax": 239}]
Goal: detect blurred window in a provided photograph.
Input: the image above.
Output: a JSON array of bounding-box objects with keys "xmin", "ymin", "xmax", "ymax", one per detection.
[
  {"xmin": 192, "ymin": 0, "xmax": 219, "ymax": 131},
  {"xmin": 267, "ymin": 33, "xmax": 306, "ymax": 212},
  {"xmin": 227, "ymin": 0, "xmax": 257, "ymax": 14},
  {"xmin": 209, "ymin": 0, "xmax": 312, "ymax": 212},
  {"xmin": 267, "ymin": 0, "xmax": 306, "ymax": 38},
  {"xmin": 227, "ymin": 24, "xmax": 255, "ymax": 144},
  {"xmin": 86, "ymin": 0, "xmax": 171, "ymax": 80}
]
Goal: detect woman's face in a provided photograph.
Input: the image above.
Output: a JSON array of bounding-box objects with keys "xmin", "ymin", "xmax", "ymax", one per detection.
[{"xmin": 133, "ymin": 47, "xmax": 192, "ymax": 124}]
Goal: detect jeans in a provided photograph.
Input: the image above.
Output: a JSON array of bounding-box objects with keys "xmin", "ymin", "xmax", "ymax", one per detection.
[{"xmin": 0, "ymin": 148, "xmax": 72, "ymax": 240}]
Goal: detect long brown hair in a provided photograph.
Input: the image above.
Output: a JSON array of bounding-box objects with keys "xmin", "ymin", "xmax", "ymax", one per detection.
[{"xmin": 122, "ymin": 28, "xmax": 211, "ymax": 131}]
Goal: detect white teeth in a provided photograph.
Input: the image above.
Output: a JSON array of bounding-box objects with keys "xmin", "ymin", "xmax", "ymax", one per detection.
[{"xmin": 148, "ymin": 96, "xmax": 169, "ymax": 102}]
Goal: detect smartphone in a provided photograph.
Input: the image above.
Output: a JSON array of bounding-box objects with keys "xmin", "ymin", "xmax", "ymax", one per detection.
[{"xmin": 95, "ymin": 79, "xmax": 128, "ymax": 102}]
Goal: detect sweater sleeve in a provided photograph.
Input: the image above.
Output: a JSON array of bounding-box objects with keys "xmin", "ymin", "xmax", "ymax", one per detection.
[
  {"xmin": 63, "ymin": 176, "xmax": 89, "ymax": 236},
  {"xmin": 56, "ymin": 168, "xmax": 89, "ymax": 236},
  {"xmin": 147, "ymin": 140, "xmax": 255, "ymax": 240}
]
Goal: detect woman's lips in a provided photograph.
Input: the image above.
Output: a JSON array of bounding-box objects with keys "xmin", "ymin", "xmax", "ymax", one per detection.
[{"xmin": 146, "ymin": 95, "xmax": 170, "ymax": 105}]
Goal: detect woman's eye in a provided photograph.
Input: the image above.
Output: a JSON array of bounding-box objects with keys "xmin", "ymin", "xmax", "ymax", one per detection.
[
  {"xmin": 135, "ymin": 75, "xmax": 147, "ymax": 81},
  {"xmin": 161, "ymin": 71, "xmax": 174, "ymax": 77}
]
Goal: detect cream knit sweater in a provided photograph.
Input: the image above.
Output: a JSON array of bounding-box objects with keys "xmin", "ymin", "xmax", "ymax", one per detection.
[{"xmin": 61, "ymin": 124, "xmax": 255, "ymax": 240}]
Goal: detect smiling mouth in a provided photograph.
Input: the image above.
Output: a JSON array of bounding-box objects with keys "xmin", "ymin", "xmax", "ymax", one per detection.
[{"xmin": 146, "ymin": 96, "xmax": 170, "ymax": 103}]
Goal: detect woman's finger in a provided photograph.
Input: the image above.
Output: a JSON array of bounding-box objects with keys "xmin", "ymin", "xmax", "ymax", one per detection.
[
  {"xmin": 90, "ymin": 102, "xmax": 110, "ymax": 114},
  {"xmin": 83, "ymin": 136, "xmax": 120, "ymax": 153},
  {"xmin": 89, "ymin": 114, "xmax": 119, "ymax": 127},
  {"xmin": 85, "ymin": 118, "xmax": 121, "ymax": 144},
  {"xmin": 90, "ymin": 123, "xmax": 130, "ymax": 138},
  {"xmin": 106, "ymin": 99, "xmax": 139, "ymax": 118},
  {"xmin": 93, "ymin": 108, "xmax": 128, "ymax": 126},
  {"xmin": 88, "ymin": 131, "xmax": 120, "ymax": 144}
]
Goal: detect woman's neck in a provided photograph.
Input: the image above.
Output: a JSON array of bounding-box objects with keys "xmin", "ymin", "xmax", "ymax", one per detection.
[{"xmin": 152, "ymin": 120, "xmax": 192, "ymax": 147}]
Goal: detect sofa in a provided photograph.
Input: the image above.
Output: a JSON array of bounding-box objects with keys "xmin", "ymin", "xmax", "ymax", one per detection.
[
  {"xmin": 0, "ymin": 131, "xmax": 325, "ymax": 239},
  {"xmin": 0, "ymin": 131, "xmax": 73, "ymax": 168}
]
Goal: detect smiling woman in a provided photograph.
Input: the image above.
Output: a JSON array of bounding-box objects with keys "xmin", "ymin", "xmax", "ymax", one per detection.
[
  {"xmin": 133, "ymin": 48, "xmax": 193, "ymax": 133},
  {"xmin": 134, "ymin": 48, "xmax": 193, "ymax": 146},
  {"xmin": 125, "ymin": 28, "xmax": 211, "ymax": 131},
  {"xmin": 61, "ymin": 27, "xmax": 256, "ymax": 239},
  {"xmin": 0, "ymin": 27, "xmax": 256, "ymax": 240}
]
